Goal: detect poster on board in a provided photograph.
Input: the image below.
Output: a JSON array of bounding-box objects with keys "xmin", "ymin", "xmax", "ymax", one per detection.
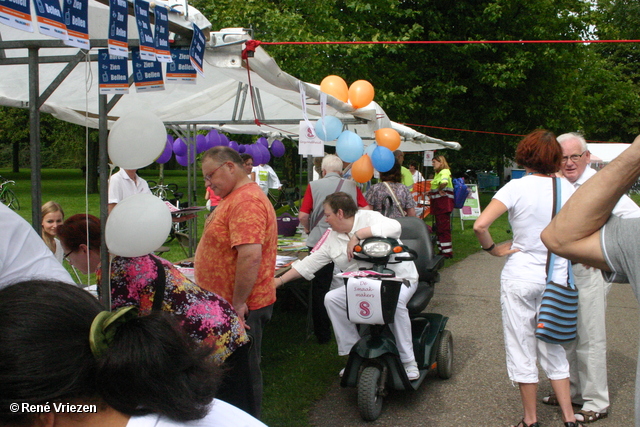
[
  {"xmin": 423, "ymin": 150, "xmax": 434, "ymax": 167},
  {"xmin": 460, "ymin": 183, "xmax": 481, "ymax": 221}
]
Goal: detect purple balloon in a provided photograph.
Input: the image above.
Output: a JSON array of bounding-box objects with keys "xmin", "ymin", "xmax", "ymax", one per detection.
[
  {"xmin": 176, "ymin": 148, "xmax": 196, "ymax": 166},
  {"xmin": 166, "ymin": 134, "xmax": 174, "ymax": 145},
  {"xmin": 271, "ymin": 139, "xmax": 285, "ymax": 157},
  {"xmin": 247, "ymin": 144, "xmax": 261, "ymax": 165},
  {"xmin": 175, "ymin": 154, "xmax": 188, "ymax": 167},
  {"xmin": 256, "ymin": 136, "xmax": 269, "ymax": 148},
  {"xmin": 238, "ymin": 144, "xmax": 246, "ymax": 153},
  {"xmin": 173, "ymin": 138, "xmax": 187, "ymax": 156},
  {"xmin": 258, "ymin": 143, "xmax": 271, "ymax": 164},
  {"xmin": 207, "ymin": 130, "xmax": 220, "ymax": 147},
  {"xmin": 218, "ymin": 133, "xmax": 229, "ymax": 146},
  {"xmin": 228, "ymin": 140, "xmax": 239, "ymax": 151},
  {"xmin": 196, "ymin": 134, "xmax": 208, "ymax": 154},
  {"xmin": 156, "ymin": 141, "xmax": 173, "ymax": 164}
]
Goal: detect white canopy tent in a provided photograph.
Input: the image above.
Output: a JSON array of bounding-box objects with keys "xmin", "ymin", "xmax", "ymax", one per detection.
[{"xmin": 587, "ymin": 143, "xmax": 630, "ymax": 164}]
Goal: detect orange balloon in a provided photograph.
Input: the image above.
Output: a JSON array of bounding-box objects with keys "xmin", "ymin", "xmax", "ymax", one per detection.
[
  {"xmin": 348, "ymin": 80, "xmax": 375, "ymax": 109},
  {"xmin": 375, "ymin": 128, "xmax": 401, "ymax": 151},
  {"xmin": 351, "ymin": 154, "xmax": 374, "ymax": 183},
  {"xmin": 320, "ymin": 75, "xmax": 349, "ymax": 103}
]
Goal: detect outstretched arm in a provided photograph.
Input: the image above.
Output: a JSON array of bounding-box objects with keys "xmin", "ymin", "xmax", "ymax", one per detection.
[{"xmin": 541, "ymin": 135, "xmax": 640, "ymax": 270}]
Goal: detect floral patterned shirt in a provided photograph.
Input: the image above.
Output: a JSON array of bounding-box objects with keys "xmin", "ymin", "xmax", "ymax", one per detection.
[
  {"xmin": 98, "ymin": 255, "xmax": 248, "ymax": 364},
  {"xmin": 365, "ymin": 182, "xmax": 416, "ymax": 219}
]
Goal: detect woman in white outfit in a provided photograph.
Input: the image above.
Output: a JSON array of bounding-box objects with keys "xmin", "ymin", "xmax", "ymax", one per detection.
[
  {"xmin": 473, "ymin": 130, "xmax": 584, "ymax": 427},
  {"xmin": 277, "ymin": 192, "xmax": 420, "ymax": 380},
  {"xmin": 0, "ymin": 280, "xmax": 266, "ymax": 427}
]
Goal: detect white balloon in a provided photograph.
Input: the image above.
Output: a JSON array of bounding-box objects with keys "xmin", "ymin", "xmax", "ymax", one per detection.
[
  {"xmin": 108, "ymin": 111, "xmax": 167, "ymax": 169},
  {"xmin": 105, "ymin": 194, "xmax": 172, "ymax": 257}
]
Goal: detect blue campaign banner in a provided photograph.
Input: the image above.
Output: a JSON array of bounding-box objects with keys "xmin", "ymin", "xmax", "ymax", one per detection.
[
  {"xmin": 166, "ymin": 48, "xmax": 196, "ymax": 84},
  {"xmin": 134, "ymin": 0, "xmax": 154, "ymax": 61},
  {"xmin": 0, "ymin": 0, "xmax": 34, "ymax": 32},
  {"xmin": 108, "ymin": 0, "xmax": 128, "ymax": 57},
  {"xmin": 132, "ymin": 48, "xmax": 164, "ymax": 92},
  {"xmin": 63, "ymin": 0, "xmax": 89, "ymax": 49},
  {"xmin": 189, "ymin": 23, "xmax": 205, "ymax": 77},
  {"xmin": 153, "ymin": 4, "xmax": 171, "ymax": 62},
  {"xmin": 34, "ymin": 0, "xmax": 68, "ymax": 40},
  {"xmin": 98, "ymin": 48, "xmax": 129, "ymax": 94}
]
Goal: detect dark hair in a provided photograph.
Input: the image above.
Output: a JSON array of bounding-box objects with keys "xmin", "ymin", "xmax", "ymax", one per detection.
[
  {"xmin": 323, "ymin": 192, "xmax": 357, "ymax": 218},
  {"xmin": 240, "ymin": 153, "xmax": 254, "ymax": 163},
  {"xmin": 202, "ymin": 146, "xmax": 243, "ymax": 166},
  {"xmin": 515, "ymin": 129, "xmax": 562, "ymax": 175},
  {"xmin": 57, "ymin": 213, "xmax": 101, "ymax": 252},
  {"xmin": 380, "ymin": 160, "xmax": 402, "ymax": 183},
  {"xmin": 0, "ymin": 281, "xmax": 221, "ymax": 425}
]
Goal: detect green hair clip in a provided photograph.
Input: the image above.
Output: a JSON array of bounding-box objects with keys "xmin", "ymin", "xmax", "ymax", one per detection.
[{"xmin": 89, "ymin": 306, "xmax": 139, "ymax": 359}]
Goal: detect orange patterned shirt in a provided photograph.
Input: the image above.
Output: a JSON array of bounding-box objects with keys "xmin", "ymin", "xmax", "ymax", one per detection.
[{"xmin": 194, "ymin": 182, "xmax": 277, "ymax": 310}]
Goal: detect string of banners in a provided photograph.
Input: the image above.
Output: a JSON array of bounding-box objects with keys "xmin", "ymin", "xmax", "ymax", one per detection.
[{"xmin": 0, "ymin": 0, "xmax": 206, "ymax": 93}]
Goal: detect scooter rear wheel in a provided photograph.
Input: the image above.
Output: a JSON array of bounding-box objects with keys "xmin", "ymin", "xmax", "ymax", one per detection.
[
  {"xmin": 358, "ymin": 365, "xmax": 384, "ymax": 421},
  {"xmin": 436, "ymin": 329, "xmax": 453, "ymax": 379}
]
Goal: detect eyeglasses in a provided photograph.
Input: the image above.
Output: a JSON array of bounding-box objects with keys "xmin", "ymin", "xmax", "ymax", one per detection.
[
  {"xmin": 203, "ymin": 162, "xmax": 229, "ymax": 183},
  {"xmin": 63, "ymin": 250, "xmax": 74, "ymax": 262},
  {"xmin": 562, "ymin": 151, "xmax": 587, "ymax": 164}
]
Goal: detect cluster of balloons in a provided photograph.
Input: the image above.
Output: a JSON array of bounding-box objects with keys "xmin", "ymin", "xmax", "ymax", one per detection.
[
  {"xmin": 348, "ymin": 127, "xmax": 402, "ymax": 183},
  {"xmin": 319, "ymin": 75, "xmax": 375, "ymax": 109},
  {"xmin": 155, "ymin": 130, "xmax": 287, "ymax": 167}
]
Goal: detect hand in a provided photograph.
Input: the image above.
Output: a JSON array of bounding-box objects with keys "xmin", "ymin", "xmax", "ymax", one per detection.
[
  {"xmin": 172, "ymin": 213, "xmax": 197, "ymax": 223},
  {"xmin": 438, "ymin": 190, "xmax": 445, "ymax": 196},
  {"xmin": 347, "ymin": 235, "xmax": 359, "ymax": 261},
  {"xmin": 234, "ymin": 303, "xmax": 250, "ymax": 330},
  {"xmin": 488, "ymin": 241, "xmax": 520, "ymax": 257}
]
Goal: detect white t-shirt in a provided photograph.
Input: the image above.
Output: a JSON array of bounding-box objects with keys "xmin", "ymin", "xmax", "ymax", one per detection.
[
  {"xmin": 126, "ymin": 399, "xmax": 267, "ymax": 427},
  {"xmin": 108, "ymin": 168, "xmax": 151, "ymax": 205},
  {"xmin": 252, "ymin": 164, "xmax": 281, "ymax": 194},
  {"xmin": 493, "ymin": 175, "xmax": 575, "ymax": 285},
  {"xmin": 0, "ymin": 203, "xmax": 74, "ymax": 288}
]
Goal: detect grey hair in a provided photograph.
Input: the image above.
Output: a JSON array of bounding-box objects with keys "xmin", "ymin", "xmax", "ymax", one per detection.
[
  {"xmin": 321, "ymin": 154, "xmax": 343, "ymax": 174},
  {"xmin": 557, "ymin": 132, "xmax": 588, "ymax": 152}
]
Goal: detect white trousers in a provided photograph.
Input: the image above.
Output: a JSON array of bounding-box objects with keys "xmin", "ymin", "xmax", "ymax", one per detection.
[
  {"xmin": 324, "ymin": 280, "xmax": 417, "ymax": 364},
  {"xmin": 501, "ymin": 278, "xmax": 570, "ymax": 383},
  {"xmin": 563, "ymin": 264, "xmax": 611, "ymax": 412}
]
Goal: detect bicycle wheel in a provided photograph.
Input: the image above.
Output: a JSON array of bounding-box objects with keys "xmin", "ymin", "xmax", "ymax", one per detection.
[
  {"xmin": 1, "ymin": 188, "xmax": 19, "ymax": 210},
  {"xmin": 153, "ymin": 187, "xmax": 168, "ymax": 200}
]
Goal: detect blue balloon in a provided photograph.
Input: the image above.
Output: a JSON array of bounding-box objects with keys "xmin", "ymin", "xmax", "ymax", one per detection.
[
  {"xmin": 315, "ymin": 116, "xmax": 343, "ymax": 141},
  {"xmin": 370, "ymin": 146, "xmax": 395, "ymax": 172},
  {"xmin": 365, "ymin": 143, "xmax": 377, "ymax": 157},
  {"xmin": 173, "ymin": 138, "xmax": 187, "ymax": 156},
  {"xmin": 271, "ymin": 139, "xmax": 285, "ymax": 157},
  {"xmin": 336, "ymin": 131, "xmax": 364, "ymax": 163}
]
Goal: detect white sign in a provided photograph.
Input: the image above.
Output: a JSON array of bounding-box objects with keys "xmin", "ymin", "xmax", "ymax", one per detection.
[
  {"xmin": 345, "ymin": 277, "xmax": 385, "ymax": 325},
  {"xmin": 460, "ymin": 183, "xmax": 481, "ymax": 221},
  {"xmin": 423, "ymin": 150, "xmax": 434, "ymax": 167},
  {"xmin": 298, "ymin": 121, "xmax": 324, "ymax": 157}
]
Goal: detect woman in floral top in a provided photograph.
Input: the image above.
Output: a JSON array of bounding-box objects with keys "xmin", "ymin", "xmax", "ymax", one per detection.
[
  {"xmin": 57, "ymin": 214, "xmax": 247, "ymax": 365},
  {"xmin": 365, "ymin": 161, "xmax": 417, "ymax": 218}
]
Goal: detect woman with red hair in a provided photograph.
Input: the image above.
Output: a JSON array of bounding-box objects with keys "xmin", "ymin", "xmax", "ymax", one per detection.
[{"xmin": 473, "ymin": 130, "xmax": 583, "ymax": 427}]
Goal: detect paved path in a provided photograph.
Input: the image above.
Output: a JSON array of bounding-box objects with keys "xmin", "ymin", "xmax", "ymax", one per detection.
[{"xmin": 310, "ymin": 251, "xmax": 639, "ymax": 426}]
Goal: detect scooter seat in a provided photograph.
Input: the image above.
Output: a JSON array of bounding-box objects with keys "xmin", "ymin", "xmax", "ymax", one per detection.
[{"xmin": 407, "ymin": 281, "xmax": 434, "ymax": 316}]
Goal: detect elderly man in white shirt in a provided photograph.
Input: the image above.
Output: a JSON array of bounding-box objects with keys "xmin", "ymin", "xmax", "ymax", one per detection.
[{"xmin": 277, "ymin": 192, "xmax": 420, "ymax": 380}]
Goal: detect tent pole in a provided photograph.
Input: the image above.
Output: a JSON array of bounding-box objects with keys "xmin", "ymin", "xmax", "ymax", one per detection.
[
  {"xmin": 98, "ymin": 94, "xmax": 111, "ymax": 311},
  {"xmin": 28, "ymin": 47, "xmax": 42, "ymax": 231}
]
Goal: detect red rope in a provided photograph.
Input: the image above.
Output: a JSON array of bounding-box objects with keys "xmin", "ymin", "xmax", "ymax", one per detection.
[{"xmin": 260, "ymin": 39, "xmax": 640, "ymax": 46}]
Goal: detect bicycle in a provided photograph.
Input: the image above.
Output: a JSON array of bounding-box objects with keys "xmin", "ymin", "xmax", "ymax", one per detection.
[
  {"xmin": 268, "ymin": 180, "xmax": 300, "ymax": 215},
  {"xmin": 147, "ymin": 181, "xmax": 190, "ymax": 243},
  {"xmin": 0, "ymin": 176, "xmax": 20, "ymax": 210}
]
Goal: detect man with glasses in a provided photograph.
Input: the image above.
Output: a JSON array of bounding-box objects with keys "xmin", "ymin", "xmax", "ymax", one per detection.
[
  {"xmin": 194, "ymin": 146, "xmax": 277, "ymax": 420},
  {"xmin": 0, "ymin": 203, "xmax": 73, "ymax": 288},
  {"xmin": 541, "ymin": 133, "xmax": 640, "ymax": 423}
]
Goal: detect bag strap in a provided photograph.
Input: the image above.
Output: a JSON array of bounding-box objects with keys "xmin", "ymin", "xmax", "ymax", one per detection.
[
  {"xmin": 545, "ymin": 178, "xmax": 575, "ymax": 289},
  {"xmin": 151, "ymin": 255, "xmax": 166, "ymax": 311},
  {"xmin": 310, "ymin": 178, "xmax": 345, "ymax": 230},
  {"xmin": 383, "ymin": 182, "xmax": 406, "ymax": 217}
]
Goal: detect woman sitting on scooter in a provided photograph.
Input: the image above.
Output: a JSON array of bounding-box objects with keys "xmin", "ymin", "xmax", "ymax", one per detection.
[{"xmin": 277, "ymin": 192, "xmax": 420, "ymax": 380}]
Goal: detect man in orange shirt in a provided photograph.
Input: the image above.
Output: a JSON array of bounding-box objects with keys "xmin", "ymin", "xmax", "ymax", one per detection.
[{"xmin": 195, "ymin": 146, "xmax": 277, "ymax": 419}]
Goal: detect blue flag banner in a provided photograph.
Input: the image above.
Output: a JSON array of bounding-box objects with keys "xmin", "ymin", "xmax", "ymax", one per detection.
[
  {"xmin": 63, "ymin": 0, "xmax": 88, "ymax": 49},
  {"xmin": 134, "ymin": 0, "xmax": 154, "ymax": 60},
  {"xmin": 153, "ymin": 3, "xmax": 171, "ymax": 62},
  {"xmin": 108, "ymin": 0, "xmax": 128, "ymax": 57},
  {"xmin": 98, "ymin": 48, "xmax": 129, "ymax": 94},
  {"xmin": 34, "ymin": 0, "xmax": 68, "ymax": 40},
  {"xmin": 166, "ymin": 48, "xmax": 196, "ymax": 84},
  {"xmin": 132, "ymin": 47, "xmax": 164, "ymax": 92},
  {"xmin": 0, "ymin": 0, "xmax": 34, "ymax": 32},
  {"xmin": 189, "ymin": 23, "xmax": 205, "ymax": 77}
]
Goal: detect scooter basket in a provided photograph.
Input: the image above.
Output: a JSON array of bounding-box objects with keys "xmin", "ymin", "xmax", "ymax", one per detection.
[{"xmin": 345, "ymin": 278, "xmax": 402, "ymax": 325}]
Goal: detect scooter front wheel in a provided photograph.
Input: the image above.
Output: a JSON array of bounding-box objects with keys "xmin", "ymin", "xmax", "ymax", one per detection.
[{"xmin": 358, "ymin": 365, "xmax": 384, "ymax": 421}]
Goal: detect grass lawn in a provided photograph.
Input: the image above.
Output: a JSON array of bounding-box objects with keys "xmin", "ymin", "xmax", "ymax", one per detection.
[{"xmin": 0, "ymin": 167, "xmax": 515, "ymax": 426}]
